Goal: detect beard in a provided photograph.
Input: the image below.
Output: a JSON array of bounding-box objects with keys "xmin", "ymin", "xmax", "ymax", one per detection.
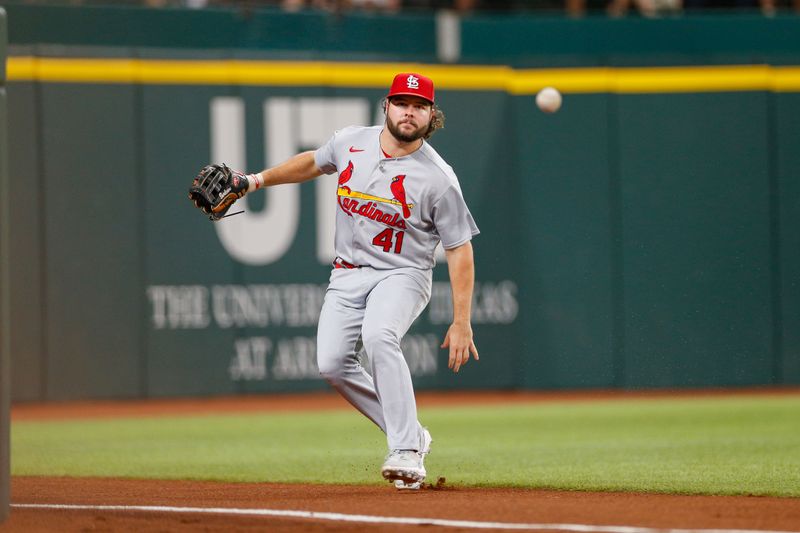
[{"xmin": 386, "ymin": 116, "xmax": 428, "ymax": 143}]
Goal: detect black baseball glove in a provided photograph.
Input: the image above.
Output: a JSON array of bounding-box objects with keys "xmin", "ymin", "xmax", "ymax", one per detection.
[{"xmin": 188, "ymin": 163, "xmax": 248, "ymax": 221}]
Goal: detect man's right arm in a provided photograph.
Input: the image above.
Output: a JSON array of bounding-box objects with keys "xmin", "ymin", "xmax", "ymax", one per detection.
[{"xmin": 248, "ymin": 151, "xmax": 323, "ymax": 191}]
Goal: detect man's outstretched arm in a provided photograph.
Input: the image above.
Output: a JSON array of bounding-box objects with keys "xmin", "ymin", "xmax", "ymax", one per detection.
[{"xmin": 249, "ymin": 151, "xmax": 323, "ymax": 190}]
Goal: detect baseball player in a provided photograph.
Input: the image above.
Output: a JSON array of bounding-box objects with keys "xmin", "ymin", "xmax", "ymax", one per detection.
[{"xmin": 233, "ymin": 73, "xmax": 479, "ymax": 489}]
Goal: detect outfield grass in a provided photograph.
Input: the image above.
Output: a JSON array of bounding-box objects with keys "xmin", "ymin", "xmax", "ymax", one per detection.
[{"xmin": 12, "ymin": 394, "xmax": 800, "ymax": 497}]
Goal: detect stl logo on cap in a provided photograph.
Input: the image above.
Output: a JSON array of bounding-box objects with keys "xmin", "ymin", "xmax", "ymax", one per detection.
[{"xmin": 388, "ymin": 72, "xmax": 435, "ymax": 104}]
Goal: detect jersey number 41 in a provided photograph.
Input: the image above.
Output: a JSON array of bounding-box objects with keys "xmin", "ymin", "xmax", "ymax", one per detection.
[{"xmin": 372, "ymin": 229, "xmax": 405, "ymax": 254}]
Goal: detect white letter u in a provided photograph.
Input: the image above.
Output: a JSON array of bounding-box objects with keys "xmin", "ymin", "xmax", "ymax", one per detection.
[{"xmin": 209, "ymin": 96, "xmax": 299, "ymax": 266}]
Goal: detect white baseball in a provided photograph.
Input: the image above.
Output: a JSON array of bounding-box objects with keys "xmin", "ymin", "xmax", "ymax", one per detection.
[{"xmin": 536, "ymin": 87, "xmax": 562, "ymax": 113}]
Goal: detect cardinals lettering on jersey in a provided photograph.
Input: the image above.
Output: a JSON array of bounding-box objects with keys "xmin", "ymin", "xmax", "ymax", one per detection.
[
  {"xmin": 336, "ymin": 163, "xmax": 414, "ymax": 225},
  {"xmin": 338, "ymin": 198, "xmax": 407, "ymax": 229}
]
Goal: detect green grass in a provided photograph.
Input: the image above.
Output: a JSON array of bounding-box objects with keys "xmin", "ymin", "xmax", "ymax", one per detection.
[{"xmin": 12, "ymin": 395, "xmax": 800, "ymax": 497}]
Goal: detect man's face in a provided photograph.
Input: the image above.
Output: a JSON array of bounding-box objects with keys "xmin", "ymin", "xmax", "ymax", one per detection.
[{"xmin": 385, "ymin": 95, "xmax": 433, "ymax": 143}]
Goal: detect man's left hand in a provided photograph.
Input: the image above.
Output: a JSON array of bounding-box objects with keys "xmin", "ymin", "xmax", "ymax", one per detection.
[{"xmin": 441, "ymin": 321, "xmax": 479, "ymax": 373}]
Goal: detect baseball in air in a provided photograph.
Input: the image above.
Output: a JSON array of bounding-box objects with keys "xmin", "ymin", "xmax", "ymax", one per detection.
[{"xmin": 536, "ymin": 87, "xmax": 562, "ymax": 113}]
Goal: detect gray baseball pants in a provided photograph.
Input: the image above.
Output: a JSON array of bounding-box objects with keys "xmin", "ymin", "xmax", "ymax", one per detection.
[{"xmin": 316, "ymin": 266, "xmax": 432, "ymax": 451}]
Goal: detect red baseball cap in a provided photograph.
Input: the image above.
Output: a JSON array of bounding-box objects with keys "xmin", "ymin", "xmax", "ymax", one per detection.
[{"xmin": 387, "ymin": 73, "xmax": 435, "ymax": 104}]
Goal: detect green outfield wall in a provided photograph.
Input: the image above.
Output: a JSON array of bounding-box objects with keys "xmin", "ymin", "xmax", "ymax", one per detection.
[{"xmin": 5, "ymin": 5, "xmax": 800, "ymax": 400}]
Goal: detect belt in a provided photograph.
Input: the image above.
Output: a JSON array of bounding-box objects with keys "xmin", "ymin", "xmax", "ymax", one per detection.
[{"xmin": 333, "ymin": 257, "xmax": 361, "ymax": 269}]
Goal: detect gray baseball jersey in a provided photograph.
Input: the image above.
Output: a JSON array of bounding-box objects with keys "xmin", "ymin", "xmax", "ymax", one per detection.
[{"xmin": 314, "ymin": 125, "xmax": 479, "ymax": 269}]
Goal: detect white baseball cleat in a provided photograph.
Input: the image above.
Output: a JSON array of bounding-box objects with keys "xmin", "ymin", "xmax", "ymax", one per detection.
[
  {"xmin": 382, "ymin": 449, "xmax": 425, "ymax": 486},
  {"xmin": 394, "ymin": 480, "xmax": 422, "ymax": 490},
  {"xmin": 394, "ymin": 427, "xmax": 432, "ymax": 491}
]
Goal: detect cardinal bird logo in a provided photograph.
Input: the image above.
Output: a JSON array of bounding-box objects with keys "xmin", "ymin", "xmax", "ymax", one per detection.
[
  {"xmin": 390, "ymin": 175, "xmax": 411, "ymax": 219},
  {"xmin": 338, "ymin": 160, "xmax": 354, "ymax": 187},
  {"xmin": 337, "ymin": 160, "xmax": 355, "ymax": 216}
]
